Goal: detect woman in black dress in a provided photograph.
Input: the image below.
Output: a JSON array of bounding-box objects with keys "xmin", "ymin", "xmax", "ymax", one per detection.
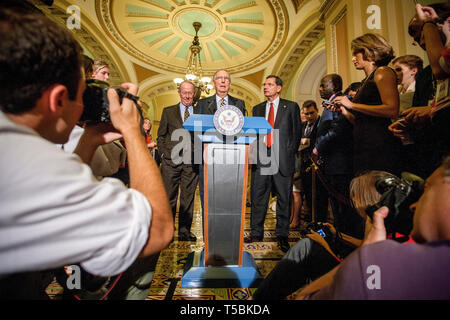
[{"xmin": 334, "ymin": 33, "xmax": 401, "ymax": 176}]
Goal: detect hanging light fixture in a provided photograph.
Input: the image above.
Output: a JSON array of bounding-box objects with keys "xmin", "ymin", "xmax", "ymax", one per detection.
[{"xmin": 173, "ymin": 22, "xmax": 213, "ymax": 103}]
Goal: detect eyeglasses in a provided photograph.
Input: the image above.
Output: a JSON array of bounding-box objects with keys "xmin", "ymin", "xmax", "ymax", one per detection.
[{"xmin": 214, "ymin": 76, "xmax": 230, "ymax": 82}]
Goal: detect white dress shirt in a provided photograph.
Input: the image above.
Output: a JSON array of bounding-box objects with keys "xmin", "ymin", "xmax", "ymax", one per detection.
[
  {"xmin": 216, "ymin": 95, "xmax": 228, "ymax": 108},
  {"xmin": 0, "ymin": 112, "xmax": 151, "ymax": 277},
  {"xmin": 265, "ymin": 96, "xmax": 280, "ymax": 121}
]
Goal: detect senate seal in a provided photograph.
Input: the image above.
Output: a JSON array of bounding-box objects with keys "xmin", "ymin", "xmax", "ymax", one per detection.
[{"xmin": 213, "ymin": 105, "xmax": 245, "ymax": 136}]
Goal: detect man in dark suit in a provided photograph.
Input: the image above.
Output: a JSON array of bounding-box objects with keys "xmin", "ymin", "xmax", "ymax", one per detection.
[
  {"xmin": 195, "ymin": 69, "xmax": 246, "ymax": 115},
  {"xmin": 194, "ymin": 69, "xmax": 246, "ymax": 214},
  {"xmin": 298, "ymin": 100, "xmax": 320, "ymax": 223},
  {"xmin": 246, "ymin": 75, "xmax": 302, "ymax": 252},
  {"xmin": 157, "ymin": 81, "xmax": 198, "ymax": 241},
  {"xmin": 312, "ymin": 74, "xmax": 363, "ymax": 238}
]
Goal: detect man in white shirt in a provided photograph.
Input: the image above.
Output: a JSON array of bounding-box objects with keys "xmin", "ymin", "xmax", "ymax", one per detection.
[
  {"xmin": 157, "ymin": 81, "xmax": 199, "ymax": 241},
  {"xmin": 246, "ymin": 75, "xmax": 302, "ymax": 252},
  {"xmin": 0, "ymin": 8, "xmax": 172, "ymax": 295}
]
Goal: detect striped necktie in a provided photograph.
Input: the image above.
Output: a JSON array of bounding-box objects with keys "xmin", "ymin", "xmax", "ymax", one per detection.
[
  {"xmin": 184, "ymin": 106, "xmax": 190, "ymax": 122},
  {"xmin": 220, "ymin": 98, "xmax": 225, "ymax": 108}
]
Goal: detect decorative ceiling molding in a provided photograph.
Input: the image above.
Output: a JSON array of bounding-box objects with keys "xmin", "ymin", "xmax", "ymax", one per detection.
[
  {"xmin": 291, "ymin": 0, "xmax": 309, "ymax": 14},
  {"xmin": 275, "ymin": 18, "xmax": 325, "ymax": 90},
  {"xmin": 319, "ymin": 0, "xmax": 338, "ymax": 22},
  {"xmin": 132, "ymin": 63, "xmax": 162, "ymax": 83},
  {"xmin": 241, "ymin": 69, "xmax": 266, "ymax": 89},
  {"xmin": 96, "ymin": 0, "xmax": 289, "ymax": 75},
  {"xmin": 32, "ymin": 0, "xmax": 129, "ymax": 87}
]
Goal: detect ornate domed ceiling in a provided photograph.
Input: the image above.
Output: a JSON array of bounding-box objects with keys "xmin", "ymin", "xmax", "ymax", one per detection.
[
  {"xmin": 32, "ymin": 0, "xmax": 327, "ymax": 120},
  {"xmin": 97, "ymin": 0, "xmax": 288, "ymax": 75}
]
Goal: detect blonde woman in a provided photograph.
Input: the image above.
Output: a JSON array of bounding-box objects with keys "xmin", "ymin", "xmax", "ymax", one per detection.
[
  {"xmin": 91, "ymin": 60, "xmax": 110, "ymax": 82},
  {"xmin": 333, "ymin": 33, "xmax": 401, "ymax": 176}
]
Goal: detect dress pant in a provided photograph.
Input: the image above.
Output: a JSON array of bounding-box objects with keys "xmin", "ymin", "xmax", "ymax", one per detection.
[
  {"xmin": 251, "ymin": 164, "xmax": 293, "ymax": 238},
  {"xmin": 252, "ymin": 238, "xmax": 341, "ymax": 300},
  {"xmin": 160, "ymin": 157, "xmax": 198, "ymax": 233},
  {"xmin": 317, "ymin": 173, "xmax": 365, "ymax": 239}
]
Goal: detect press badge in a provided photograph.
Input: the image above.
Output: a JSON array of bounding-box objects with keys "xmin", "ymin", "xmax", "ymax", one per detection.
[{"xmin": 432, "ymin": 78, "xmax": 449, "ymax": 115}]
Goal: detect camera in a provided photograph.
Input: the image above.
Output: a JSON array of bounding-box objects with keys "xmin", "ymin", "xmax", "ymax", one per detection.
[
  {"xmin": 322, "ymin": 100, "xmax": 335, "ymax": 108},
  {"xmin": 79, "ymin": 79, "xmax": 140, "ymax": 124},
  {"xmin": 301, "ymin": 222, "xmax": 333, "ymax": 239},
  {"xmin": 365, "ymin": 172, "xmax": 424, "ymax": 235}
]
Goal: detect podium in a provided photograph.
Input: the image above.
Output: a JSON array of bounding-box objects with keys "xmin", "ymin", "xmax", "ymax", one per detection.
[{"xmin": 180, "ymin": 108, "xmax": 272, "ymax": 288}]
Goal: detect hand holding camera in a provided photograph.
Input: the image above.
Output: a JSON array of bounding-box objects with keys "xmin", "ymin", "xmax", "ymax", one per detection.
[
  {"xmin": 365, "ymin": 172, "xmax": 424, "ymax": 235},
  {"xmin": 108, "ymin": 82, "xmax": 142, "ymax": 135},
  {"xmin": 332, "ymin": 95, "xmax": 354, "ymax": 110},
  {"xmin": 322, "ymin": 100, "xmax": 341, "ymax": 113},
  {"xmin": 362, "ymin": 206, "xmax": 389, "ymax": 246},
  {"xmin": 301, "ymin": 222, "xmax": 333, "ymax": 239},
  {"xmin": 79, "ymin": 80, "xmax": 142, "ymax": 142},
  {"xmin": 388, "ymin": 117, "xmax": 414, "ymax": 145}
]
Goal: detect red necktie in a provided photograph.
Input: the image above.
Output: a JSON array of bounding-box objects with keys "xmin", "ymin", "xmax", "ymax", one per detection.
[{"xmin": 266, "ymin": 102, "xmax": 274, "ymax": 148}]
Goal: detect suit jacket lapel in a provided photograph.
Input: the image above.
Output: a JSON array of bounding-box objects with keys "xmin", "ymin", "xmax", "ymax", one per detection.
[
  {"xmin": 206, "ymin": 96, "xmax": 216, "ymax": 114},
  {"xmin": 274, "ymin": 99, "xmax": 287, "ymax": 128},
  {"xmin": 254, "ymin": 101, "xmax": 266, "ymax": 117},
  {"xmin": 229, "ymin": 95, "xmax": 237, "ymax": 106},
  {"xmin": 173, "ymin": 104, "xmax": 184, "ymax": 126}
]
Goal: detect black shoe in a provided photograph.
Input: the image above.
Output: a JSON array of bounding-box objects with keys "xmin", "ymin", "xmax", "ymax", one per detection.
[
  {"xmin": 244, "ymin": 235, "xmax": 263, "ymax": 243},
  {"xmin": 277, "ymin": 237, "xmax": 290, "ymax": 253},
  {"xmin": 179, "ymin": 231, "xmax": 197, "ymax": 242}
]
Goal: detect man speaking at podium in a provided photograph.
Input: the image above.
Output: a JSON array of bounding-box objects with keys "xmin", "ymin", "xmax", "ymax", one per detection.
[
  {"xmin": 194, "ymin": 69, "xmax": 246, "ymax": 215},
  {"xmin": 246, "ymin": 75, "xmax": 302, "ymax": 253},
  {"xmin": 195, "ymin": 69, "xmax": 246, "ymax": 115}
]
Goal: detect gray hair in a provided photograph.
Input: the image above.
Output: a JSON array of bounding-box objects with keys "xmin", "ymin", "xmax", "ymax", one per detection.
[
  {"xmin": 213, "ymin": 69, "xmax": 230, "ymax": 81},
  {"xmin": 178, "ymin": 80, "xmax": 195, "ymax": 92}
]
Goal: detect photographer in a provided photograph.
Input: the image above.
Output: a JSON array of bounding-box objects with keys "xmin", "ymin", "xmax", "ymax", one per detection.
[
  {"xmin": 253, "ymin": 170, "xmax": 403, "ymax": 300},
  {"xmin": 0, "ymin": 8, "xmax": 172, "ymax": 298},
  {"xmin": 301, "ymin": 157, "xmax": 450, "ymax": 299}
]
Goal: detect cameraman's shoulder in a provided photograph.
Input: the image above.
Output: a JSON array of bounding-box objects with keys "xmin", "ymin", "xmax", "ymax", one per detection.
[
  {"xmin": 357, "ymin": 239, "xmax": 448, "ymax": 269},
  {"xmin": 360, "ymin": 239, "xmax": 405, "ymax": 255}
]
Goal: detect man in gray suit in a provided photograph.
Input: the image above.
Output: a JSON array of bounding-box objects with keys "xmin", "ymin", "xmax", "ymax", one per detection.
[
  {"xmin": 157, "ymin": 81, "xmax": 198, "ymax": 241},
  {"xmin": 246, "ymin": 75, "xmax": 302, "ymax": 253},
  {"xmin": 194, "ymin": 69, "xmax": 246, "ymax": 214}
]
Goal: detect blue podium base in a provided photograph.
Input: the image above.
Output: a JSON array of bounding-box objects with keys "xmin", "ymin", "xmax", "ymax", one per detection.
[{"xmin": 181, "ymin": 250, "xmax": 263, "ymax": 288}]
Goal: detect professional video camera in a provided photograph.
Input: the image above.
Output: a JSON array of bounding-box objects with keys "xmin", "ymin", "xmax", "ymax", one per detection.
[
  {"xmin": 80, "ymin": 79, "xmax": 140, "ymax": 124},
  {"xmin": 365, "ymin": 172, "xmax": 424, "ymax": 235}
]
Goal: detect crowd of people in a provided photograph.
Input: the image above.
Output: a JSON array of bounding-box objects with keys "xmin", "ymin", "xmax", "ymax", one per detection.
[
  {"xmin": 259, "ymin": 2, "xmax": 450, "ymax": 300},
  {"xmin": 0, "ymin": 1, "xmax": 449, "ymax": 300}
]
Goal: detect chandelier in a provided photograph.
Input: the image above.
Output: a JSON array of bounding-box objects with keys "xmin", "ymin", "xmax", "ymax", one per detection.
[{"xmin": 173, "ymin": 22, "xmax": 213, "ymax": 102}]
